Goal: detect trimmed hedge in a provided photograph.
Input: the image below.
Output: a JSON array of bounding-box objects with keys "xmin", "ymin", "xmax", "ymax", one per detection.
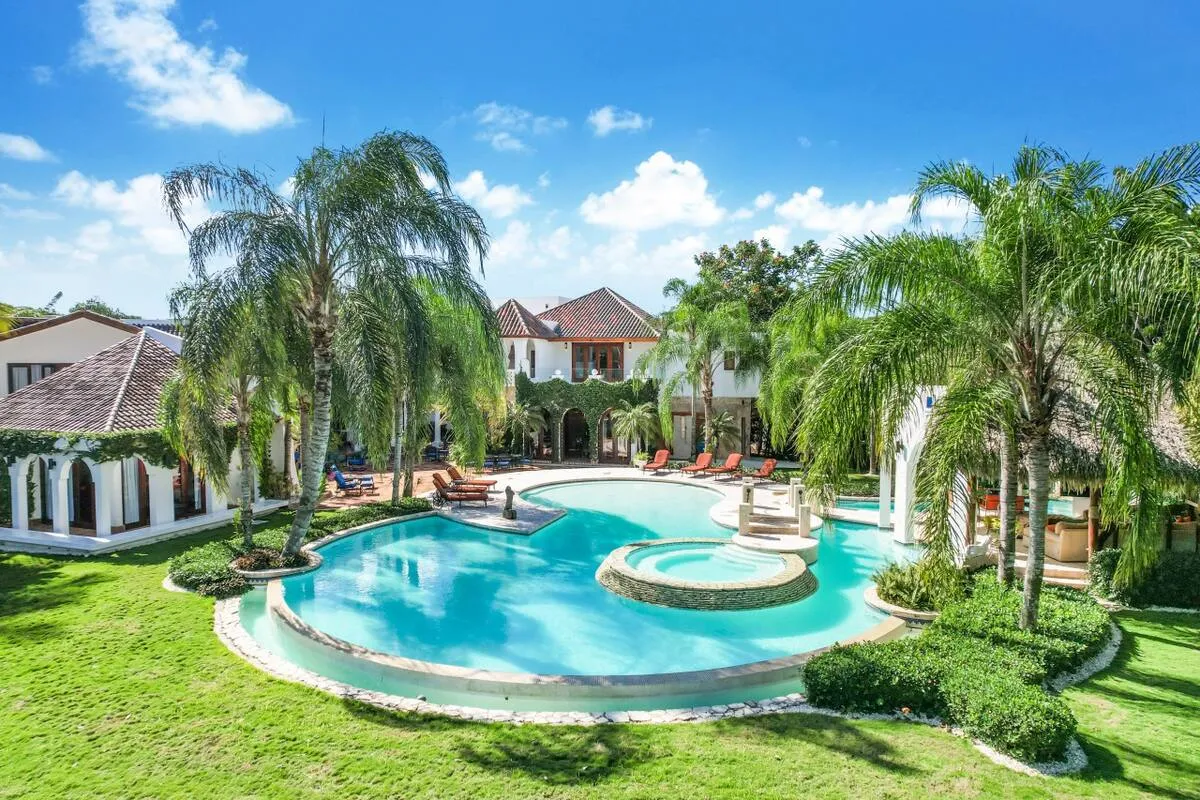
[
  {"xmin": 1088, "ymin": 547, "xmax": 1200, "ymax": 608},
  {"xmin": 770, "ymin": 470, "xmax": 879, "ymax": 497},
  {"xmin": 804, "ymin": 572, "xmax": 1111, "ymax": 763},
  {"xmin": 873, "ymin": 560, "xmax": 967, "ymax": 612},
  {"xmin": 168, "ymin": 499, "xmax": 432, "ymax": 597}
]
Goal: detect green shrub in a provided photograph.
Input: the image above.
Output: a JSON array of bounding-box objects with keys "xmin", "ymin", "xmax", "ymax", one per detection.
[
  {"xmin": 167, "ymin": 499, "xmax": 433, "ymax": 598},
  {"xmin": 804, "ymin": 576, "xmax": 1111, "ymax": 762},
  {"xmin": 768, "ymin": 470, "xmax": 879, "ymax": 497},
  {"xmin": 873, "ymin": 559, "xmax": 967, "ymax": 612},
  {"xmin": 1089, "ymin": 547, "xmax": 1200, "ymax": 608}
]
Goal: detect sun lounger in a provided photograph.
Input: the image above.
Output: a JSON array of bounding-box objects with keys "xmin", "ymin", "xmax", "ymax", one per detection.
[
  {"xmin": 706, "ymin": 453, "xmax": 743, "ymax": 478},
  {"xmin": 432, "ymin": 473, "xmax": 490, "ymax": 506},
  {"xmin": 641, "ymin": 449, "xmax": 671, "ymax": 473},
  {"xmin": 448, "ymin": 465, "xmax": 497, "ymax": 489},
  {"xmin": 680, "ymin": 452, "xmax": 714, "ymax": 475},
  {"xmin": 746, "ymin": 458, "xmax": 778, "ymax": 481},
  {"xmin": 329, "ymin": 470, "xmax": 363, "ymax": 496}
]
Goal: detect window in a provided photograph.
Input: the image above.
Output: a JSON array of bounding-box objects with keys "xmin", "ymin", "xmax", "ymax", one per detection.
[
  {"xmin": 571, "ymin": 343, "xmax": 624, "ymax": 382},
  {"xmin": 723, "ymin": 351, "xmax": 736, "ymax": 371},
  {"xmin": 528, "ymin": 347, "xmax": 536, "ymax": 379},
  {"xmin": 507, "ymin": 344, "xmax": 516, "ymax": 370},
  {"xmin": 7, "ymin": 363, "xmax": 65, "ymax": 394}
]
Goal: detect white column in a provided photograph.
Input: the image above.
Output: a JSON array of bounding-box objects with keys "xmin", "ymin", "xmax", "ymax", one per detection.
[
  {"xmin": 798, "ymin": 504, "xmax": 812, "ymax": 538},
  {"xmin": 879, "ymin": 459, "xmax": 892, "ymax": 530},
  {"xmin": 894, "ymin": 448, "xmax": 916, "ymax": 544},
  {"xmin": 8, "ymin": 460, "xmax": 29, "ymax": 531},
  {"xmin": 146, "ymin": 465, "xmax": 176, "ymax": 527},
  {"xmin": 206, "ymin": 480, "xmax": 227, "ymax": 516},
  {"xmin": 49, "ymin": 460, "xmax": 71, "ymax": 534},
  {"xmin": 91, "ymin": 461, "xmax": 117, "ymax": 537},
  {"xmin": 432, "ymin": 410, "xmax": 442, "ymax": 448}
]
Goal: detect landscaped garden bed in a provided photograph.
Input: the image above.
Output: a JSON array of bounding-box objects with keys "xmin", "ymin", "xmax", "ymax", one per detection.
[{"xmin": 1088, "ymin": 547, "xmax": 1200, "ymax": 609}]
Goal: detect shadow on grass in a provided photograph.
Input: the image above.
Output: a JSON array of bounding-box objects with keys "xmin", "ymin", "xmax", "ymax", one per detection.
[
  {"xmin": 1079, "ymin": 732, "xmax": 1200, "ymax": 799},
  {"xmin": 716, "ymin": 712, "xmax": 921, "ymax": 775},
  {"xmin": 0, "ymin": 556, "xmax": 114, "ymax": 617}
]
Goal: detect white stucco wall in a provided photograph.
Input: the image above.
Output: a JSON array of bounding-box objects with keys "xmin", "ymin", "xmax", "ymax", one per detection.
[{"xmin": 0, "ymin": 319, "xmax": 135, "ymax": 396}]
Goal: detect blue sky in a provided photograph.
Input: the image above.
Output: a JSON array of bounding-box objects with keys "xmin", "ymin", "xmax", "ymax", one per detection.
[{"xmin": 2, "ymin": 0, "xmax": 1199, "ymax": 317}]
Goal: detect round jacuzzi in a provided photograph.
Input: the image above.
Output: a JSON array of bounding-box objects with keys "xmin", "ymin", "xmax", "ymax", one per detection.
[{"xmin": 597, "ymin": 537, "xmax": 817, "ymax": 610}]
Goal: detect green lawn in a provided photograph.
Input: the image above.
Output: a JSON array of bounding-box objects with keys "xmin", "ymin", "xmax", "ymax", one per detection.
[{"xmin": 1, "ymin": 515, "xmax": 1197, "ymax": 799}]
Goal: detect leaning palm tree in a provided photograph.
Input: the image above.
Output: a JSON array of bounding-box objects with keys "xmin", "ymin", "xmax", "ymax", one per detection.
[
  {"xmin": 795, "ymin": 143, "xmax": 1200, "ymax": 629},
  {"xmin": 638, "ymin": 278, "xmax": 756, "ymax": 453},
  {"xmin": 164, "ymin": 131, "xmax": 490, "ymax": 559},
  {"xmin": 165, "ymin": 275, "xmax": 283, "ymax": 550},
  {"xmin": 610, "ymin": 400, "xmax": 658, "ymax": 464}
]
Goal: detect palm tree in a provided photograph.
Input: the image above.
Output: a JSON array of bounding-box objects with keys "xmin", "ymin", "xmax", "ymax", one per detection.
[
  {"xmin": 506, "ymin": 402, "xmax": 548, "ymax": 459},
  {"xmin": 795, "ymin": 143, "xmax": 1200, "ymax": 629},
  {"xmin": 163, "ymin": 131, "xmax": 490, "ymax": 559},
  {"xmin": 706, "ymin": 410, "xmax": 742, "ymax": 455},
  {"xmin": 638, "ymin": 278, "xmax": 756, "ymax": 454},
  {"xmin": 165, "ymin": 275, "xmax": 283, "ymax": 550},
  {"xmin": 610, "ymin": 400, "xmax": 658, "ymax": 463}
]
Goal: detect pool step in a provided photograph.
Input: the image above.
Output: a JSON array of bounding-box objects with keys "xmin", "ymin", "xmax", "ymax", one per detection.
[{"xmin": 745, "ymin": 521, "xmax": 801, "ymax": 536}]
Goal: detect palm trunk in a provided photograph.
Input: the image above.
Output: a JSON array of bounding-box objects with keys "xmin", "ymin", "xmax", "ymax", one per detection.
[
  {"xmin": 282, "ymin": 415, "xmax": 299, "ymax": 500},
  {"xmin": 236, "ymin": 407, "xmax": 255, "ymax": 551},
  {"xmin": 1020, "ymin": 431, "xmax": 1050, "ymax": 630},
  {"xmin": 298, "ymin": 394, "xmax": 311, "ymax": 484},
  {"xmin": 283, "ymin": 325, "xmax": 333, "ymax": 559},
  {"xmin": 701, "ymin": 366, "xmax": 715, "ymax": 454},
  {"xmin": 997, "ymin": 428, "xmax": 1018, "ymax": 587},
  {"xmin": 390, "ymin": 399, "xmax": 403, "ymax": 504},
  {"xmin": 965, "ymin": 475, "xmax": 977, "ymax": 545}
]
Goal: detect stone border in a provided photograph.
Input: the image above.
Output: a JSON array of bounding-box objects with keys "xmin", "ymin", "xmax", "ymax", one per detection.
[
  {"xmin": 863, "ymin": 585, "xmax": 940, "ymax": 623},
  {"xmin": 597, "ymin": 538, "xmax": 817, "ymax": 610},
  {"xmin": 231, "ymin": 550, "xmax": 323, "ymax": 583}
]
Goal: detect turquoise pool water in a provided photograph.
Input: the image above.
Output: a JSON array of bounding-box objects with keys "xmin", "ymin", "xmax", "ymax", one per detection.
[
  {"xmin": 626, "ymin": 541, "xmax": 786, "ymax": 582},
  {"xmin": 240, "ymin": 479, "xmax": 915, "ymax": 710},
  {"xmin": 835, "ymin": 496, "xmax": 1079, "ymax": 516}
]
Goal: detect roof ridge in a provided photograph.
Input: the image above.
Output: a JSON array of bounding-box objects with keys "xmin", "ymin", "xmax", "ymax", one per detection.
[
  {"xmin": 104, "ymin": 332, "xmax": 147, "ymax": 433},
  {"xmin": 603, "ymin": 287, "xmax": 659, "ymax": 336}
]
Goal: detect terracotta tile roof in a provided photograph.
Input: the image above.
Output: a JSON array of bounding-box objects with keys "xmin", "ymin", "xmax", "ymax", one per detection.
[
  {"xmin": 0, "ymin": 310, "xmax": 140, "ymax": 340},
  {"xmin": 496, "ymin": 299, "xmax": 558, "ymax": 339},
  {"xmin": 0, "ymin": 332, "xmax": 185, "ymax": 433},
  {"xmin": 535, "ymin": 288, "xmax": 659, "ymax": 339}
]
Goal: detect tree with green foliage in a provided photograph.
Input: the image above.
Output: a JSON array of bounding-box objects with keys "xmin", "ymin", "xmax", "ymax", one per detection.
[
  {"xmin": 638, "ymin": 276, "xmax": 757, "ymax": 454},
  {"xmin": 794, "ymin": 143, "xmax": 1200, "ymax": 630},
  {"xmin": 163, "ymin": 131, "xmax": 490, "ymax": 559},
  {"xmin": 165, "ymin": 275, "xmax": 284, "ymax": 550},
  {"xmin": 693, "ymin": 238, "xmax": 821, "ymax": 324},
  {"xmin": 69, "ymin": 297, "xmax": 132, "ymax": 319},
  {"xmin": 506, "ymin": 401, "xmax": 547, "ymax": 458},
  {"xmin": 609, "ymin": 400, "xmax": 658, "ymax": 463}
]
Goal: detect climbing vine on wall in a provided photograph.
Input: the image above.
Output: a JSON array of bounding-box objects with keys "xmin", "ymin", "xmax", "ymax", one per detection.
[
  {"xmin": 514, "ymin": 373, "xmax": 658, "ymax": 462},
  {"xmin": 0, "ymin": 428, "xmax": 183, "ymax": 468}
]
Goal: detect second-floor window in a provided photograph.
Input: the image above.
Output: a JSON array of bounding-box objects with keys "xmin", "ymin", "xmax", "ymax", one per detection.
[
  {"xmin": 572, "ymin": 343, "xmax": 624, "ymax": 382},
  {"xmin": 7, "ymin": 363, "xmax": 65, "ymax": 394},
  {"xmin": 507, "ymin": 344, "xmax": 516, "ymax": 370}
]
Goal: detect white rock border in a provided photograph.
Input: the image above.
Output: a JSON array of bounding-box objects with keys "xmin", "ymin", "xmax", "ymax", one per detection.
[{"xmin": 214, "ymin": 592, "xmax": 1123, "ymax": 777}]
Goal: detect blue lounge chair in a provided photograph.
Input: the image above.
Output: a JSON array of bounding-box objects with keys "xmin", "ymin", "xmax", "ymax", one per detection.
[
  {"xmin": 329, "ymin": 470, "xmax": 362, "ymax": 496},
  {"xmin": 346, "ymin": 455, "xmax": 368, "ymax": 473}
]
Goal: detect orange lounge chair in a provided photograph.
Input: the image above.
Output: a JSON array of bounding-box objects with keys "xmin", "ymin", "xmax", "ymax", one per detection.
[
  {"xmin": 746, "ymin": 458, "xmax": 778, "ymax": 481},
  {"xmin": 447, "ymin": 465, "xmax": 498, "ymax": 489},
  {"xmin": 432, "ymin": 473, "xmax": 490, "ymax": 506},
  {"xmin": 680, "ymin": 452, "xmax": 714, "ymax": 475},
  {"xmin": 641, "ymin": 449, "xmax": 671, "ymax": 473},
  {"xmin": 706, "ymin": 453, "xmax": 744, "ymax": 478}
]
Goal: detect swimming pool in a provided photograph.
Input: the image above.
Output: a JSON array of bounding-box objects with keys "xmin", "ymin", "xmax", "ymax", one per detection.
[
  {"xmin": 239, "ymin": 479, "xmax": 915, "ymax": 711},
  {"xmin": 835, "ymin": 495, "xmax": 1079, "ymax": 516}
]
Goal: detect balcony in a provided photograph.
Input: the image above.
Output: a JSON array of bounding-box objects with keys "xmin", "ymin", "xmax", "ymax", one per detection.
[{"xmin": 572, "ymin": 367, "xmax": 626, "ymax": 382}]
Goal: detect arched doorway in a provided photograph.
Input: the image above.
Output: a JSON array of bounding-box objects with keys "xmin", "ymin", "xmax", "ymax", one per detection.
[
  {"xmin": 562, "ymin": 409, "xmax": 589, "ymax": 460},
  {"xmin": 596, "ymin": 408, "xmax": 622, "ymax": 463}
]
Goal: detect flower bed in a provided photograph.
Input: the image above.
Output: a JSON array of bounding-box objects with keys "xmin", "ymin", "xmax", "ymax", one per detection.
[
  {"xmin": 804, "ymin": 571, "xmax": 1111, "ymax": 764},
  {"xmin": 167, "ymin": 498, "xmax": 432, "ymax": 597}
]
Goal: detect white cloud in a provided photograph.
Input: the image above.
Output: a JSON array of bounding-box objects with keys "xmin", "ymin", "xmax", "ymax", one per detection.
[
  {"xmin": 1, "ymin": 206, "xmax": 61, "ymax": 221},
  {"xmin": 730, "ymin": 208, "xmax": 754, "ymax": 221},
  {"xmin": 53, "ymin": 170, "xmax": 209, "ymax": 254},
  {"xmin": 754, "ymin": 192, "xmax": 776, "ymax": 209},
  {"xmin": 0, "ymin": 184, "xmax": 34, "ymax": 201},
  {"xmin": 587, "ymin": 106, "xmax": 652, "ymax": 136},
  {"xmin": 752, "ymin": 224, "xmax": 790, "ymax": 249},
  {"xmin": 78, "ymin": 0, "xmax": 293, "ymax": 133},
  {"xmin": 472, "ymin": 102, "xmax": 567, "ymax": 152},
  {"xmin": 489, "ymin": 220, "xmax": 532, "ymax": 264},
  {"xmin": 454, "ymin": 171, "xmax": 534, "ymax": 219},
  {"xmin": 488, "ymin": 221, "xmax": 576, "ymax": 268},
  {"xmin": 0, "ymin": 133, "xmax": 53, "ymax": 162},
  {"xmin": 580, "ymin": 151, "xmax": 725, "ymax": 232},
  {"xmin": 798, "ymin": 136, "xmax": 812, "ymax": 148},
  {"xmin": 76, "ymin": 220, "xmax": 115, "ymax": 252},
  {"xmin": 537, "ymin": 172, "xmax": 551, "ymax": 189},
  {"xmin": 773, "ymin": 186, "xmax": 974, "ymax": 249},
  {"xmin": 575, "ymin": 232, "xmax": 703, "ymax": 283},
  {"xmin": 30, "ymin": 66, "xmax": 54, "ymax": 85},
  {"xmin": 197, "ymin": 17, "xmax": 218, "ymax": 33}
]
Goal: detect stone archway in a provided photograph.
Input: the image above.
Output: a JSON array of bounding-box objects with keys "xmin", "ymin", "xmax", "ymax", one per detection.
[{"xmin": 561, "ymin": 409, "xmax": 589, "ymax": 461}]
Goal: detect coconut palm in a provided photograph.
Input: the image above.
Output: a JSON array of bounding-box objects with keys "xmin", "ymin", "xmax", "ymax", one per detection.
[
  {"xmin": 795, "ymin": 143, "xmax": 1200, "ymax": 629},
  {"xmin": 163, "ymin": 131, "xmax": 490, "ymax": 558},
  {"xmin": 609, "ymin": 400, "xmax": 658, "ymax": 464},
  {"xmin": 638, "ymin": 278, "xmax": 757, "ymax": 453},
  {"xmin": 506, "ymin": 402, "xmax": 548, "ymax": 459},
  {"xmin": 165, "ymin": 275, "xmax": 283, "ymax": 549},
  {"xmin": 706, "ymin": 410, "xmax": 742, "ymax": 455}
]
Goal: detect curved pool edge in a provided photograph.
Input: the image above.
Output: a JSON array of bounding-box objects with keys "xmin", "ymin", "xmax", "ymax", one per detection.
[{"xmin": 219, "ymin": 590, "xmax": 907, "ymax": 722}]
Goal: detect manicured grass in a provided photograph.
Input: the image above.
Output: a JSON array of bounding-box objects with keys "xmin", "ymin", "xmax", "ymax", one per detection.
[{"xmin": 1, "ymin": 515, "xmax": 1197, "ymax": 799}]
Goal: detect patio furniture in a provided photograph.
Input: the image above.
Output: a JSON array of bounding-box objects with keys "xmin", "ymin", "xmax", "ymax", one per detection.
[
  {"xmin": 333, "ymin": 467, "xmax": 376, "ymax": 495},
  {"xmin": 962, "ymin": 535, "xmax": 994, "ymax": 569},
  {"xmin": 329, "ymin": 470, "xmax": 363, "ymax": 497},
  {"xmin": 680, "ymin": 452, "xmax": 714, "ymax": 476},
  {"xmin": 447, "ymin": 465, "xmax": 498, "ymax": 489},
  {"xmin": 345, "ymin": 455, "xmax": 368, "ymax": 473},
  {"xmin": 641, "ymin": 449, "xmax": 671, "ymax": 473},
  {"xmin": 1045, "ymin": 520, "xmax": 1088, "ymax": 562},
  {"xmin": 745, "ymin": 458, "xmax": 778, "ymax": 481},
  {"xmin": 705, "ymin": 453, "xmax": 744, "ymax": 478},
  {"xmin": 432, "ymin": 473, "xmax": 490, "ymax": 506}
]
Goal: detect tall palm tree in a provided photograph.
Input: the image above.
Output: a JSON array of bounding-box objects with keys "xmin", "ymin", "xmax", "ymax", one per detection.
[
  {"xmin": 795, "ymin": 143, "xmax": 1200, "ymax": 629},
  {"xmin": 638, "ymin": 278, "xmax": 756, "ymax": 453},
  {"xmin": 609, "ymin": 400, "xmax": 658, "ymax": 463},
  {"xmin": 165, "ymin": 275, "xmax": 283, "ymax": 550},
  {"xmin": 164, "ymin": 131, "xmax": 490, "ymax": 558}
]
